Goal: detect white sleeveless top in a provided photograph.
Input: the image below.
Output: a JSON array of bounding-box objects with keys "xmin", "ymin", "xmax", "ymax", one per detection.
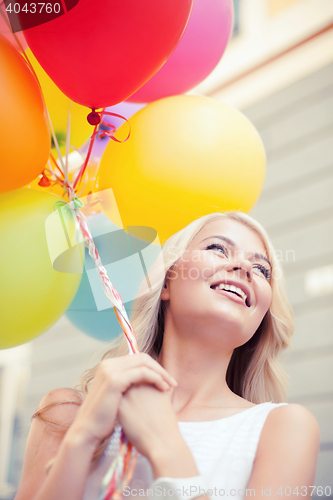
[{"xmin": 83, "ymin": 402, "xmax": 287, "ymax": 500}]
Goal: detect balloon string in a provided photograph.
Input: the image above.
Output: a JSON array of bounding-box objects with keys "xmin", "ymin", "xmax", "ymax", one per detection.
[
  {"xmin": 98, "ymin": 111, "xmax": 132, "ymax": 143},
  {"xmin": 57, "ymin": 191, "xmax": 140, "ymax": 499},
  {"xmin": 75, "ymin": 168, "xmax": 90, "ymax": 198},
  {"xmin": 72, "ymin": 123, "xmax": 99, "ymax": 190},
  {"xmin": 49, "ymin": 153, "xmax": 65, "ymax": 178},
  {"xmin": 59, "ymin": 0, "xmax": 68, "ymax": 13},
  {"xmin": 73, "ymin": 108, "xmax": 132, "ymax": 191},
  {"xmin": 0, "ymin": 5, "xmax": 25, "ymax": 55},
  {"xmin": 52, "ymin": 187, "xmax": 139, "ymax": 500},
  {"xmin": 41, "ymin": 108, "xmax": 131, "ymax": 203},
  {"xmin": 64, "ymin": 188, "xmax": 139, "ymax": 354}
]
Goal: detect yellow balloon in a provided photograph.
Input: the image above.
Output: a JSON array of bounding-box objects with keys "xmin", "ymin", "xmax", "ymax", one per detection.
[
  {"xmin": 96, "ymin": 95, "xmax": 266, "ymax": 243},
  {"xmin": 26, "ymin": 49, "xmax": 92, "ymax": 155},
  {"xmin": 0, "ymin": 189, "xmax": 83, "ymax": 349}
]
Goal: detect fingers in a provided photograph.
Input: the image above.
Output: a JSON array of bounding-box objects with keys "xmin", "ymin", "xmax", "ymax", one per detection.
[
  {"xmin": 135, "ymin": 353, "xmax": 178, "ymax": 388},
  {"xmin": 72, "ymin": 353, "xmax": 176, "ymax": 445},
  {"xmin": 123, "ymin": 367, "xmax": 172, "ymax": 392},
  {"xmin": 120, "ymin": 353, "xmax": 177, "ymax": 387},
  {"xmin": 99, "ymin": 353, "xmax": 178, "ymax": 393}
]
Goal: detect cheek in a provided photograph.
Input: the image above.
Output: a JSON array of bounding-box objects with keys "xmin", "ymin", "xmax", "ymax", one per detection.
[
  {"xmin": 173, "ymin": 255, "xmax": 204, "ymax": 281},
  {"xmin": 168, "ymin": 261, "xmax": 195, "ymax": 294},
  {"xmin": 258, "ymin": 283, "xmax": 272, "ymax": 313},
  {"xmin": 188, "ymin": 252, "xmax": 222, "ymax": 283},
  {"xmin": 199, "ymin": 251, "xmax": 221, "ymax": 268}
]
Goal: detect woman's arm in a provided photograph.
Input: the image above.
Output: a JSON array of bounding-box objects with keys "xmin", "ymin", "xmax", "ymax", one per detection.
[
  {"xmin": 14, "ymin": 353, "xmax": 176, "ymax": 500},
  {"xmin": 246, "ymin": 404, "xmax": 320, "ymax": 500},
  {"xmin": 14, "ymin": 388, "xmax": 92, "ymax": 500}
]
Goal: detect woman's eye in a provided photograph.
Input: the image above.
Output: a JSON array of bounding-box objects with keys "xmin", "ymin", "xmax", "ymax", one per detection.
[
  {"xmin": 206, "ymin": 243, "xmax": 228, "ymax": 256},
  {"xmin": 253, "ymin": 264, "xmax": 271, "ymax": 281}
]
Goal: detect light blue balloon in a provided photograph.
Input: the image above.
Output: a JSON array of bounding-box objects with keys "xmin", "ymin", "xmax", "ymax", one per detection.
[{"xmin": 66, "ymin": 213, "xmax": 161, "ymax": 342}]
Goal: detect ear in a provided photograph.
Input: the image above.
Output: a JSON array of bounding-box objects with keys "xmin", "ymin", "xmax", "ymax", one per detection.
[{"xmin": 160, "ymin": 283, "xmax": 170, "ymax": 301}]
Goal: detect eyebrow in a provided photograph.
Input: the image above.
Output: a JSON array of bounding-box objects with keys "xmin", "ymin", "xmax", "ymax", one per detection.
[{"xmin": 201, "ymin": 235, "xmax": 272, "ymax": 269}]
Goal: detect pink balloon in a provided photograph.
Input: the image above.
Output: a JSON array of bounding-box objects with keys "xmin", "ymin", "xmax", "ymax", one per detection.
[
  {"xmin": 128, "ymin": 0, "xmax": 234, "ymax": 103},
  {"xmin": 0, "ymin": 6, "xmax": 27, "ymax": 51}
]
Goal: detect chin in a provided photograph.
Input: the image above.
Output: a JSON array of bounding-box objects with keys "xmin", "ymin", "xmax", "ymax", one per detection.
[{"xmin": 212, "ymin": 309, "xmax": 260, "ymax": 342}]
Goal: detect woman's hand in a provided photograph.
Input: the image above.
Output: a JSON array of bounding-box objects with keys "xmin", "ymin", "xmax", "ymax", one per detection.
[
  {"xmin": 117, "ymin": 384, "xmax": 199, "ymax": 478},
  {"xmin": 117, "ymin": 383, "xmax": 178, "ymax": 458},
  {"xmin": 66, "ymin": 353, "xmax": 177, "ymax": 449}
]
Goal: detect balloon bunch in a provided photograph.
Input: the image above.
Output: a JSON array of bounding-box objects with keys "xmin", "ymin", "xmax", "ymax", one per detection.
[
  {"xmin": 1, "ymin": 1, "xmax": 193, "ymax": 497},
  {"xmin": 0, "ymin": 0, "xmax": 268, "ymax": 498}
]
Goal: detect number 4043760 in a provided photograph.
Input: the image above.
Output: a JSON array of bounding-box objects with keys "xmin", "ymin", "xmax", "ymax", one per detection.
[
  {"xmin": 6, "ymin": 3, "xmax": 61, "ymax": 14},
  {"xmin": 275, "ymin": 486, "xmax": 331, "ymax": 496}
]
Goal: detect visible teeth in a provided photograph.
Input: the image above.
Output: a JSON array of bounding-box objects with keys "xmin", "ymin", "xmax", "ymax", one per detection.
[{"xmin": 214, "ymin": 283, "xmax": 248, "ymax": 303}]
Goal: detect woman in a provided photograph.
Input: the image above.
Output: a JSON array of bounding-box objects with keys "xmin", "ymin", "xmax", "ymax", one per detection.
[{"xmin": 15, "ymin": 211, "xmax": 320, "ymax": 500}]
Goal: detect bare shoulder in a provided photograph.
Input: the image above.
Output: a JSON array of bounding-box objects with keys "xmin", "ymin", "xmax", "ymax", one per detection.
[
  {"xmin": 35, "ymin": 387, "xmax": 83, "ymax": 428},
  {"xmin": 247, "ymin": 404, "xmax": 320, "ymax": 493},
  {"xmin": 34, "ymin": 387, "xmax": 83, "ymax": 418},
  {"xmin": 257, "ymin": 403, "xmax": 320, "ymax": 459},
  {"xmin": 37, "ymin": 386, "xmax": 82, "ymax": 406},
  {"xmin": 14, "ymin": 388, "xmax": 83, "ymax": 500},
  {"xmin": 264, "ymin": 403, "xmax": 320, "ymax": 433}
]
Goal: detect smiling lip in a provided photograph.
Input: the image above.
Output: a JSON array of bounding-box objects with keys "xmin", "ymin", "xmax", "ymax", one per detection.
[
  {"xmin": 211, "ymin": 287, "xmax": 249, "ymax": 307},
  {"xmin": 210, "ymin": 279, "xmax": 252, "ymax": 307}
]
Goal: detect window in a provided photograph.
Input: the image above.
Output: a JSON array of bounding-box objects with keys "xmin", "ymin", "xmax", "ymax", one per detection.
[{"xmin": 232, "ymin": 0, "xmax": 242, "ymax": 37}]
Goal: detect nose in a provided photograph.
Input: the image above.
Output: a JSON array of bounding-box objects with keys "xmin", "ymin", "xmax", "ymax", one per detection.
[{"xmin": 227, "ymin": 258, "xmax": 253, "ymax": 282}]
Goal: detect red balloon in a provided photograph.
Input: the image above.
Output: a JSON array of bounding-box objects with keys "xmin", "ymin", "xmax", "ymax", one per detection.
[{"xmin": 22, "ymin": 0, "xmax": 193, "ymax": 109}]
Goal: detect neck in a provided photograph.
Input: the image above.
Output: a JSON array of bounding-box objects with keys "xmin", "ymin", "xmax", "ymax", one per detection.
[{"xmin": 157, "ymin": 319, "xmax": 238, "ymax": 417}]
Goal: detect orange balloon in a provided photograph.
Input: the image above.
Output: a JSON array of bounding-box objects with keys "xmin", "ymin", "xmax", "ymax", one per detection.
[{"xmin": 0, "ymin": 34, "xmax": 50, "ymax": 194}]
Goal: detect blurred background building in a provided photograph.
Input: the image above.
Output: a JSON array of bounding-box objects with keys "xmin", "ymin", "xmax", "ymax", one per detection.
[{"xmin": 1, "ymin": 0, "xmax": 333, "ymax": 497}]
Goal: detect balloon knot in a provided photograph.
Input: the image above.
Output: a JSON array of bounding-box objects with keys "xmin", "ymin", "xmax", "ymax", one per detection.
[
  {"xmin": 54, "ymin": 197, "xmax": 83, "ymax": 214},
  {"xmin": 87, "ymin": 109, "xmax": 101, "ymax": 126},
  {"xmin": 54, "ymin": 200, "xmax": 68, "ymax": 213},
  {"xmin": 38, "ymin": 171, "xmax": 51, "ymax": 187},
  {"xmin": 73, "ymin": 197, "xmax": 84, "ymax": 209}
]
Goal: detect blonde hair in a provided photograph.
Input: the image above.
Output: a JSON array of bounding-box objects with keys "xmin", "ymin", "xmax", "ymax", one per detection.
[
  {"xmin": 34, "ymin": 211, "xmax": 294, "ymax": 469},
  {"xmin": 81, "ymin": 211, "xmax": 294, "ymax": 404}
]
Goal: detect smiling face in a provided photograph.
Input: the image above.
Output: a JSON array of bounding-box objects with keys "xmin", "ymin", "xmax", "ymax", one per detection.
[{"xmin": 161, "ymin": 218, "xmax": 273, "ymax": 350}]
